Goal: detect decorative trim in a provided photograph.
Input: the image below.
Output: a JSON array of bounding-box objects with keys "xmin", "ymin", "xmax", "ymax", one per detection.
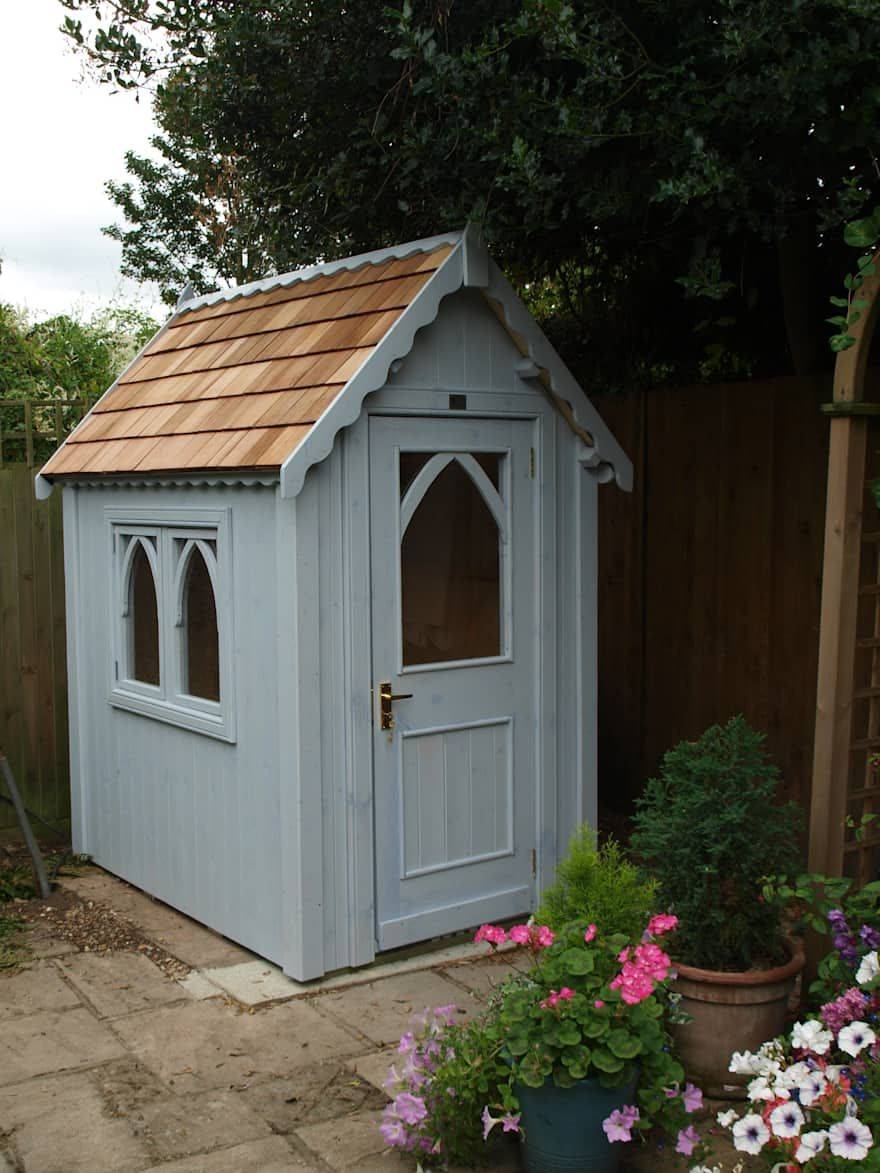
[
  {"xmin": 178, "ymin": 230, "xmax": 465, "ymax": 314},
  {"xmin": 54, "ymin": 473, "xmax": 278, "ymax": 491}
]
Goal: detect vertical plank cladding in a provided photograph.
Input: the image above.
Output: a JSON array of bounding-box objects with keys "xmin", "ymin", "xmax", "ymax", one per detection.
[
  {"xmin": 0, "ymin": 466, "xmax": 69, "ymax": 835},
  {"xmin": 70, "ymin": 483, "xmax": 283, "ymax": 963},
  {"xmin": 597, "ymin": 374, "xmax": 829, "ymax": 817}
]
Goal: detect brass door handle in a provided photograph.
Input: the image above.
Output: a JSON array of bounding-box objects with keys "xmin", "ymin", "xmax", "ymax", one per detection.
[{"xmin": 379, "ymin": 681, "xmax": 413, "ymax": 731}]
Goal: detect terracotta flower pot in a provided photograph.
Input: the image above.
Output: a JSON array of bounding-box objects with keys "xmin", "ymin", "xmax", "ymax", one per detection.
[{"xmin": 671, "ymin": 941, "xmax": 805, "ymax": 1097}]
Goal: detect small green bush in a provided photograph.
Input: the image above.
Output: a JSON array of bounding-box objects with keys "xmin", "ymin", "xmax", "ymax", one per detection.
[
  {"xmin": 631, "ymin": 715, "xmax": 803, "ymax": 972},
  {"xmin": 537, "ymin": 826, "xmax": 657, "ymax": 937}
]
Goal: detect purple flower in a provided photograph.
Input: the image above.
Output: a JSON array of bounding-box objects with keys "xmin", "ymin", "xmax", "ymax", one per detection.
[
  {"xmin": 829, "ymin": 909, "xmax": 860, "ymax": 964},
  {"xmin": 821, "ymin": 987, "xmax": 869, "ymax": 1034},
  {"xmin": 861, "ymin": 924, "xmax": 880, "ymax": 950},
  {"xmin": 676, "ymin": 1125, "xmax": 700, "ymax": 1156},
  {"xmin": 394, "ymin": 1092, "xmax": 427, "ymax": 1126},
  {"xmin": 379, "ymin": 1113, "xmax": 409, "ymax": 1148}
]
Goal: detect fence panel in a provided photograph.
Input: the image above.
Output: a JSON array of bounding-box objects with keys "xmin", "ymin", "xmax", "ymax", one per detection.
[{"xmin": 597, "ymin": 374, "xmax": 830, "ymax": 816}]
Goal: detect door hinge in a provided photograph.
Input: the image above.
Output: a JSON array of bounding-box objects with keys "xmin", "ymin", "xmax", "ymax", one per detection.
[
  {"xmin": 114, "ymin": 659, "xmax": 119, "ymax": 681},
  {"xmin": 529, "ymin": 448, "xmax": 536, "ymax": 478},
  {"xmin": 531, "ymin": 848, "xmax": 537, "ymax": 877}
]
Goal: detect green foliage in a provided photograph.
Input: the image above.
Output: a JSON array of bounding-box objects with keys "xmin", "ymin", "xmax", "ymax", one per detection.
[
  {"xmin": 537, "ymin": 827, "xmax": 657, "ymax": 939},
  {"xmin": 828, "ymin": 205, "xmax": 880, "ymax": 353},
  {"xmin": 61, "ymin": 0, "xmax": 880, "ymax": 388},
  {"xmin": 631, "ymin": 716, "xmax": 803, "ymax": 972}
]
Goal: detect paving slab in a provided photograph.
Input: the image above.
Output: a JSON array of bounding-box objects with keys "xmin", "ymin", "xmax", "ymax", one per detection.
[
  {"xmin": 112, "ymin": 998, "xmax": 362, "ymax": 1091},
  {"xmin": 143, "ymin": 1136, "xmax": 316, "ymax": 1171},
  {"xmin": 0, "ymin": 962, "xmax": 82, "ymax": 1020},
  {"xmin": 345, "ymin": 1049, "xmax": 395, "ymax": 1094},
  {"xmin": 314, "ymin": 969, "xmax": 481, "ymax": 1046},
  {"xmin": 295, "ymin": 1109, "xmax": 415, "ymax": 1172},
  {"xmin": 128, "ymin": 1088, "xmax": 273, "ymax": 1163},
  {"xmin": 58, "ymin": 951, "xmax": 187, "ymax": 1018},
  {"xmin": 237, "ymin": 1060, "xmax": 387, "ymax": 1132},
  {"xmin": 0, "ymin": 1070, "xmax": 152, "ymax": 1173},
  {"xmin": 0, "ymin": 1007, "xmax": 126, "ymax": 1084},
  {"xmin": 200, "ymin": 959, "xmax": 301, "ymax": 1006},
  {"xmin": 443, "ymin": 957, "xmax": 524, "ymax": 999},
  {"xmin": 25, "ymin": 931, "xmax": 79, "ymax": 959},
  {"xmin": 0, "ymin": 1151, "xmax": 16, "ymax": 1173},
  {"xmin": 151, "ymin": 924, "xmax": 254, "ymax": 970},
  {"xmin": 178, "ymin": 971, "xmax": 224, "ymax": 1000}
]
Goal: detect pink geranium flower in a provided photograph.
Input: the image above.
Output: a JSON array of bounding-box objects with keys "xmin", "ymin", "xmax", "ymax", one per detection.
[
  {"xmin": 647, "ymin": 913, "xmax": 679, "ymax": 937},
  {"xmin": 508, "ymin": 924, "xmax": 531, "ymax": 945},
  {"xmin": 534, "ymin": 924, "xmax": 555, "ymax": 948},
  {"xmin": 603, "ymin": 1105, "xmax": 640, "ymax": 1143},
  {"xmin": 584, "ymin": 923, "xmax": 598, "ymax": 942}
]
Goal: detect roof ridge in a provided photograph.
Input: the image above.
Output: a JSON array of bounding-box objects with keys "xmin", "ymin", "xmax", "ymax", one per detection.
[{"xmin": 177, "ymin": 231, "xmax": 463, "ymax": 316}]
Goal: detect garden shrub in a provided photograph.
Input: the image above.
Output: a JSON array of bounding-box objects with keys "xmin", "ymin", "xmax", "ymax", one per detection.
[
  {"xmin": 537, "ymin": 826, "xmax": 657, "ymax": 938},
  {"xmin": 631, "ymin": 715, "xmax": 802, "ymax": 972}
]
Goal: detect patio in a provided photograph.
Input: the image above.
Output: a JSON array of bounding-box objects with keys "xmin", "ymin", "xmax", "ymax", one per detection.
[{"xmin": 0, "ymin": 865, "xmax": 742, "ymax": 1171}]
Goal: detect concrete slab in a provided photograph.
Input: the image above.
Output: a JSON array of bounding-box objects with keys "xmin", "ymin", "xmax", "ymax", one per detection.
[
  {"xmin": 237, "ymin": 1060, "xmax": 387, "ymax": 1132},
  {"xmin": 0, "ymin": 1008, "xmax": 126, "ymax": 1085},
  {"xmin": 127, "ymin": 1088, "xmax": 274, "ymax": 1163},
  {"xmin": 25, "ymin": 932, "xmax": 79, "ymax": 959},
  {"xmin": 314, "ymin": 969, "xmax": 480, "ymax": 1047},
  {"xmin": 345, "ymin": 1050, "xmax": 395, "ymax": 1095},
  {"xmin": 112, "ymin": 998, "xmax": 362, "ymax": 1092},
  {"xmin": 0, "ymin": 962, "xmax": 82, "ymax": 1020},
  {"xmin": 0, "ymin": 1071, "xmax": 152, "ymax": 1173},
  {"xmin": 0, "ymin": 1151, "xmax": 16, "ymax": 1173},
  {"xmin": 142, "ymin": 1136, "xmax": 315, "ymax": 1172},
  {"xmin": 178, "ymin": 971, "xmax": 224, "ymax": 1001},
  {"xmin": 58, "ymin": 951, "xmax": 186, "ymax": 1018},
  {"xmin": 295, "ymin": 1109, "xmax": 414, "ymax": 1172},
  {"xmin": 199, "ymin": 960, "xmax": 300, "ymax": 1006}
]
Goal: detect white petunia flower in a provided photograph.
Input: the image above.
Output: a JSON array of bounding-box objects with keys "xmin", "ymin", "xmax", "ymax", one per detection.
[
  {"xmin": 791, "ymin": 1020, "xmax": 833, "ymax": 1055},
  {"xmin": 748, "ymin": 1074, "xmax": 788, "ymax": 1102},
  {"xmin": 728, "ymin": 1050, "xmax": 760, "ymax": 1075},
  {"xmin": 689, "ymin": 1167, "xmax": 721, "ymax": 1173},
  {"xmin": 770, "ymin": 1101, "xmax": 804, "ymax": 1139},
  {"xmin": 826, "ymin": 1065, "xmax": 847, "ymax": 1085},
  {"xmin": 716, "ymin": 1108, "xmax": 739, "ymax": 1128},
  {"xmin": 837, "ymin": 1020, "xmax": 877, "ymax": 1057},
  {"xmin": 779, "ymin": 1061, "xmax": 811, "ymax": 1088},
  {"xmin": 733, "ymin": 1113, "xmax": 771, "ymax": 1155},
  {"xmin": 856, "ymin": 950, "xmax": 879, "ymax": 985},
  {"xmin": 797, "ymin": 1070, "xmax": 827, "ymax": 1107},
  {"xmin": 795, "ymin": 1130, "xmax": 828, "ymax": 1163},
  {"xmin": 828, "ymin": 1118, "xmax": 873, "ymax": 1161}
]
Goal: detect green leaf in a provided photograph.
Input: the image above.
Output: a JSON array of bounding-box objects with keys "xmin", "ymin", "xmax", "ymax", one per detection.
[
  {"xmin": 591, "ymin": 1047, "xmax": 625, "ymax": 1074},
  {"xmin": 607, "ymin": 1029, "xmax": 642, "ymax": 1059},
  {"xmin": 559, "ymin": 948, "xmax": 594, "ymax": 975}
]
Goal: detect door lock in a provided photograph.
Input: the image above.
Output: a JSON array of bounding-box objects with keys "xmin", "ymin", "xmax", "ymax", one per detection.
[{"xmin": 379, "ymin": 681, "xmax": 413, "ymax": 730}]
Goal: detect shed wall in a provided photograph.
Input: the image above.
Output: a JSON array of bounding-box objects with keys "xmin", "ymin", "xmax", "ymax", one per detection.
[{"xmin": 63, "ymin": 482, "xmax": 287, "ymax": 964}]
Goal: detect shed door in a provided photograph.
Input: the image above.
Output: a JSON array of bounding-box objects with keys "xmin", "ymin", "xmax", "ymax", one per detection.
[{"xmin": 369, "ymin": 415, "xmax": 538, "ymax": 951}]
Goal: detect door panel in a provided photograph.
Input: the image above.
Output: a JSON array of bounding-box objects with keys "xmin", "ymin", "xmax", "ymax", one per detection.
[{"xmin": 370, "ymin": 415, "xmax": 537, "ymax": 950}]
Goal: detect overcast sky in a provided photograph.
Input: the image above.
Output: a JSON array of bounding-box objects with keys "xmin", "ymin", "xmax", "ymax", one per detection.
[{"xmin": 0, "ymin": 0, "xmax": 163, "ymax": 318}]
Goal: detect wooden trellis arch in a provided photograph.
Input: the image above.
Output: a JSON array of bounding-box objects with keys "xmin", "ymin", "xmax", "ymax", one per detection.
[{"xmin": 810, "ymin": 255, "xmax": 880, "ymax": 880}]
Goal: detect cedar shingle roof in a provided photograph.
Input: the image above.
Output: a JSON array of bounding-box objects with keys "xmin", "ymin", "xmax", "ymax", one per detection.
[{"xmin": 41, "ymin": 244, "xmax": 453, "ymax": 478}]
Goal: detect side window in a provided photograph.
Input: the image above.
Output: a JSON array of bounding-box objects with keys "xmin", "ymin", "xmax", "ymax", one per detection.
[
  {"xmin": 110, "ymin": 512, "xmax": 233, "ymax": 741},
  {"xmin": 176, "ymin": 541, "xmax": 220, "ymax": 702},
  {"xmin": 126, "ymin": 540, "xmax": 160, "ymax": 686}
]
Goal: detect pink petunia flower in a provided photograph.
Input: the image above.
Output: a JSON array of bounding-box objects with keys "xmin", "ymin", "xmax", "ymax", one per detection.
[
  {"xmin": 501, "ymin": 1113, "xmax": 521, "ymax": 1133},
  {"xmin": 379, "ymin": 1115, "xmax": 409, "ymax": 1147},
  {"xmin": 675, "ymin": 1125, "xmax": 700, "ymax": 1156},
  {"xmin": 584, "ymin": 923, "xmax": 598, "ymax": 943},
  {"xmin": 394, "ymin": 1092, "xmax": 428, "ymax": 1126},
  {"xmin": 603, "ymin": 1105, "xmax": 640, "ymax": 1143},
  {"xmin": 682, "ymin": 1083, "xmax": 703, "ymax": 1113}
]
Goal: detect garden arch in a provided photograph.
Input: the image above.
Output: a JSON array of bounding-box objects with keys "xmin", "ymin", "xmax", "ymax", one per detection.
[{"xmin": 810, "ymin": 254, "xmax": 880, "ymax": 881}]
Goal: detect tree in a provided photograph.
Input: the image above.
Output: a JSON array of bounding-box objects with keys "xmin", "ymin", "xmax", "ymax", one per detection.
[{"xmin": 60, "ymin": 0, "xmax": 880, "ymax": 389}]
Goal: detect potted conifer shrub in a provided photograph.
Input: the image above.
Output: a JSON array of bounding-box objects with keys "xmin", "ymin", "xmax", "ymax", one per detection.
[{"xmin": 630, "ymin": 716, "xmax": 805, "ymax": 1095}]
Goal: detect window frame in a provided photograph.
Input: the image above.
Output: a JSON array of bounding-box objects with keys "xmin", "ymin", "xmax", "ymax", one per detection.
[{"xmin": 107, "ymin": 507, "xmax": 236, "ymax": 742}]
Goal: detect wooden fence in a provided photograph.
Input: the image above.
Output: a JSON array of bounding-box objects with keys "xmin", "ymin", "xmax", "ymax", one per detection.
[
  {"xmin": 0, "ymin": 399, "xmax": 89, "ymax": 836},
  {"xmin": 596, "ymin": 373, "xmax": 832, "ymax": 818}
]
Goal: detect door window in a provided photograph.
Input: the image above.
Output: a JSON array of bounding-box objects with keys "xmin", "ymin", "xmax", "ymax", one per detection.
[{"xmin": 399, "ymin": 452, "xmax": 506, "ymax": 666}]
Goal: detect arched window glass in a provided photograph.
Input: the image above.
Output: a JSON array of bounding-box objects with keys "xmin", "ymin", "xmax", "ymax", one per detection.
[
  {"xmin": 401, "ymin": 457, "xmax": 502, "ymax": 665},
  {"xmin": 129, "ymin": 543, "xmax": 160, "ymax": 685},
  {"xmin": 183, "ymin": 548, "xmax": 220, "ymax": 701}
]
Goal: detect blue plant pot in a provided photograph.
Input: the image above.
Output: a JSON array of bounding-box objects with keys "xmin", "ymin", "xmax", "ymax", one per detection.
[{"xmin": 514, "ymin": 1075, "xmax": 638, "ymax": 1173}]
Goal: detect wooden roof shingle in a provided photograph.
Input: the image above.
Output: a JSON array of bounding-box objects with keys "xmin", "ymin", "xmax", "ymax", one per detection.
[{"xmin": 41, "ymin": 243, "xmax": 453, "ymax": 479}]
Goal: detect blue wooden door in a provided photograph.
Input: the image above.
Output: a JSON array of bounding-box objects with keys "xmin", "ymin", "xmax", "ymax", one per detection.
[{"xmin": 369, "ymin": 415, "xmax": 538, "ymax": 950}]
